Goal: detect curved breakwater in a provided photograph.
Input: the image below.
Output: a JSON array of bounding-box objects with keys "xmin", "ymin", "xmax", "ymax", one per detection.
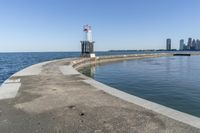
[
  {"xmin": 0, "ymin": 53, "xmax": 200, "ymax": 132},
  {"xmin": 79, "ymin": 55, "xmax": 200, "ymax": 117}
]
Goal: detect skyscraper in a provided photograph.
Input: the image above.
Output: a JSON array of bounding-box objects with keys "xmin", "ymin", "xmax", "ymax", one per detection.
[
  {"xmin": 191, "ymin": 39, "xmax": 196, "ymax": 50},
  {"xmin": 179, "ymin": 39, "xmax": 185, "ymax": 51},
  {"xmin": 166, "ymin": 38, "xmax": 171, "ymax": 51},
  {"xmin": 196, "ymin": 39, "xmax": 200, "ymax": 50},
  {"xmin": 187, "ymin": 38, "xmax": 192, "ymax": 50}
]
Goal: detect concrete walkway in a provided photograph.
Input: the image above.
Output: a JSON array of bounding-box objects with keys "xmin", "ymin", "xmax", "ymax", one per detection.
[{"xmin": 0, "ymin": 58, "xmax": 200, "ymax": 133}]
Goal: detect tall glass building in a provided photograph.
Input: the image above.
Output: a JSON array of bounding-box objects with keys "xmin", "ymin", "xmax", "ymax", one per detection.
[{"xmin": 166, "ymin": 38, "xmax": 171, "ymax": 51}]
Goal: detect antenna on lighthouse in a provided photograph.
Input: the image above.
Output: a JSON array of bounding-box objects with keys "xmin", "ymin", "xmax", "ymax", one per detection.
[{"xmin": 80, "ymin": 24, "xmax": 95, "ymax": 58}]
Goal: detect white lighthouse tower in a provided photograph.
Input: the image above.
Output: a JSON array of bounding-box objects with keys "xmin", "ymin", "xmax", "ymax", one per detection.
[
  {"xmin": 80, "ymin": 25, "xmax": 95, "ymax": 58},
  {"xmin": 84, "ymin": 25, "xmax": 93, "ymax": 42}
]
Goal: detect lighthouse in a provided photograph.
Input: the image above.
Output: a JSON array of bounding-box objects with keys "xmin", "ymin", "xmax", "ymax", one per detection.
[{"xmin": 80, "ymin": 25, "xmax": 95, "ymax": 58}]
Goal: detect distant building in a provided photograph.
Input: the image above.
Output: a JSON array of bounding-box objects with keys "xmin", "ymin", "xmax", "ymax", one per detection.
[
  {"xmin": 187, "ymin": 38, "xmax": 192, "ymax": 50},
  {"xmin": 196, "ymin": 39, "xmax": 200, "ymax": 50},
  {"xmin": 191, "ymin": 39, "xmax": 196, "ymax": 50},
  {"xmin": 166, "ymin": 39, "xmax": 171, "ymax": 51},
  {"xmin": 179, "ymin": 39, "xmax": 185, "ymax": 51}
]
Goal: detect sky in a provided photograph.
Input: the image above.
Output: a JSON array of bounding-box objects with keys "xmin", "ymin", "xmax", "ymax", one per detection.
[{"xmin": 0, "ymin": 0, "xmax": 200, "ymax": 52}]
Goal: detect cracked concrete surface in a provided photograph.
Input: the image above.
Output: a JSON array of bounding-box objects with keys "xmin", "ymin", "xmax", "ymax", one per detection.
[{"xmin": 0, "ymin": 57, "xmax": 200, "ymax": 133}]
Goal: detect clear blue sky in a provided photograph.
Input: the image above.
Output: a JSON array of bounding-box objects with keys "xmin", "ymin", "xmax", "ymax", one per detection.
[{"xmin": 0, "ymin": 0, "xmax": 200, "ymax": 52}]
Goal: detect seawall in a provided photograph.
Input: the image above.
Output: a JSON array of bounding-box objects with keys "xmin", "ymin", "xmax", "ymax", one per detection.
[
  {"xmin": 72, "ymin": 53, "xmax": 172, "ymax": 69},
  {"xmin": 72, "ymin": 53, "xmax": 200, "ymax": 129},
  {"xmin": 0, "ymin": 53, "xmax": 200, "ymax": 133}
]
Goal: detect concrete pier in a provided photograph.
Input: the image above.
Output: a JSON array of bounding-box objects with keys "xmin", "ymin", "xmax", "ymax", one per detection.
[{"xmin": 0, "ymin": 53, "xmax": 200, "ymax": 133}]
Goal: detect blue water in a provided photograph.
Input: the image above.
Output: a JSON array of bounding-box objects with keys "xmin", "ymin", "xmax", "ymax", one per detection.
[
  {"xmin": 81, "ymin": 56, "xmax": 200, "ymax": 117},
  {"xmin": 0, "ymin": 51, "xmax": 161, "ymax": 85},
  {"xmin": 0, "ymin": 52, "xmax": 78, "ymax": 84}
]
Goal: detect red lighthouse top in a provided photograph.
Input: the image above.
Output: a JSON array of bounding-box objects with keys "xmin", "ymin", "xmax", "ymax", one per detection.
[{"xmin": 83, "ymin": 25, "xmax": 92, "ymax": 32}]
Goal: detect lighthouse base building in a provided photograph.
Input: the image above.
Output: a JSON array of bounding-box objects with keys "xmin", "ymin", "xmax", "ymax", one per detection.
[{"xmin": 80, "ymin": 41, "xmax": 95, "ymax": 57}]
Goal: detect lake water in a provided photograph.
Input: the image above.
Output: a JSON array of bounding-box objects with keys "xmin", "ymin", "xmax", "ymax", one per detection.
[
  {"xmin": 81, "ymin": 56, "xmax": 200, "ymax": 117},
  {"xmin": 0, "ymin": 51, "xmax": 160, "ymax": 85}
]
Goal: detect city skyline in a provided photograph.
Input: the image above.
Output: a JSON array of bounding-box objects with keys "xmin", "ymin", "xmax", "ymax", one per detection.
[
  {"xmin": 1, "ymin": 0, "xmax": 200, "ymax": 52},
  {"xmin": 165, "ymin": 37, "xmax": 200, "ymax": 51},
  {"xmin": 179, "ymin": 37, "xmax": 200, "ymax": 51}
]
